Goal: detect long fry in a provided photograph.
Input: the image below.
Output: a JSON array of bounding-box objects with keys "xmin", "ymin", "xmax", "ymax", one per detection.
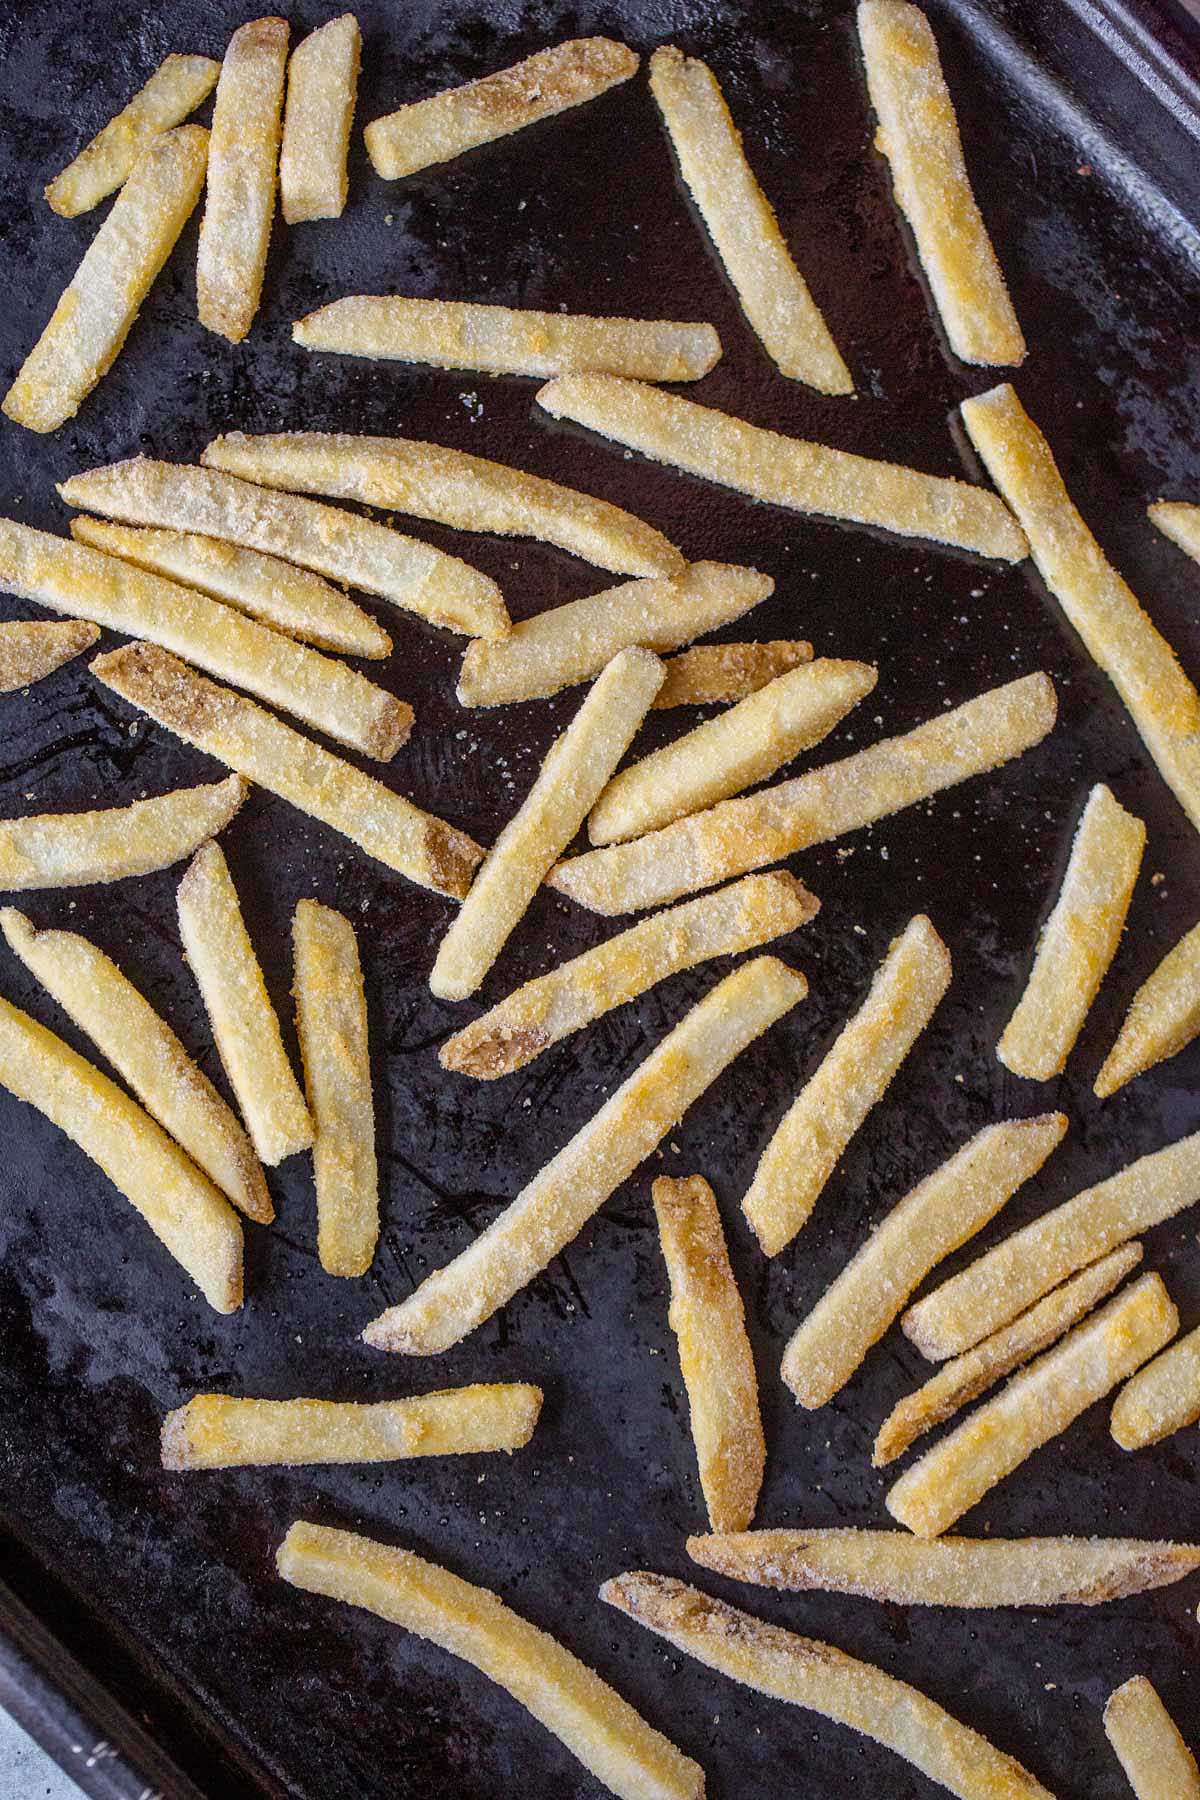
[
  {"xmin": 0, "ymin": 619, "xmax": 99, "ymax": 693},
  {"xmin": 1095, "ymin": 916, "xmax": 1200, "ymax": 1097},
  {"xmin": 653, "ymin": 641, "xmax": 813, "ymax": 708},
  {"xmin": 1149, "ymin": 499, "xmax": 1200, "ymax": 566},
  {"xmin": 0, "ymin": 773, "xmax": 245, "ymax": 891},
  {"xmin": 197, "ymin": 17, "xmax": 288, "ymax": 342},
  {"xmin": 279, "ymin": 14, "xmax": 360, "ymax": 224},
  {"xmin": 1111, "ymin": 1323, "xmax": 1200, "ymax": 1450},
  {"xmin": 44, "ymin": 53, "xmax": 219, "ymax": 217},
  {"xmin": 1103, "ymin": 1676, "xmax": 1200, "ymax": 1800}
]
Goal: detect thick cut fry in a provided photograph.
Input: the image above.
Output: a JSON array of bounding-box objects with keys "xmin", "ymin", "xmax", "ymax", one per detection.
[
  {"xmin": 1150, "ymin": 499, "xmax": 1200, "ymax": 566},
  {"xmin": 0, "ymin": 995, "xmax": 242, "ymax": 1312},
  {"xmin": 279, "ymin": 15, "xmax": 360, "ymax": 224},
  {"xmin": 91, "ymin": 645, "xmax": 482, "ymax": 898},
  {"xmin": 602, "ymin": 1573, "xmax": 1054, "ymax": 1800},
  {"xmin": 782, "ymin": 1113, "xmax": 1066, "ymax": 1408},
  {"xmin": 364, "ymin": 956, "xmax": 806, "ymax": 1354},
  {"xmin": 4, "ymin": 127, "xmax": 208, "ymax": 434},
  {"xmin": 292, "ymin": 900, "xmax": 377, "ymax": 1276},
  {"xmin": 197, "ymin": 18, "xmax": 288, "ymax": 342},
  {"xmin": 0, "ymin": 619, "xmax": 98, "ymax": 693},
  {"xmin": 653, "ymin": 641, "xmax": 813, "ymax": 709},
  {"xmin": 44, "ymin": 53, "xmax": 219, "ymax": 217},
  {"xmin": 1103, "ymin": 1677, "xmax": 1200, "ymax": 1800},
  {"xmin": 0, "ymin": 773, "xmax": 245, "ymax": 891},
  {"xmin": 1112, "ymin": 1324, "xmax": 1200, "ymax": 1450},
  {"xmin": 431, "ymin": 649, "xmax": 665, "ymax": 1001},
  {"xmin": 744, "ymin": 916, "xmax": 951, "ymax": 1257},
  {"xmin": 549, "ymin": 672, "xmax": 1057, "ymax": 914},
  {"xmin": 537, "ymin": 376, "xmax": 1028, "ymax": 560},
  {"xmin": 858, "ymin": 3, "xmax": 1025, "ymax": 366},
  {"xmin": 998, "ymin": 785, "xmax": 1144, "ymax": 1079},
  {"xmin": 1096, "ymin": 917, "xmax": 1200, "ymax": 1097}
]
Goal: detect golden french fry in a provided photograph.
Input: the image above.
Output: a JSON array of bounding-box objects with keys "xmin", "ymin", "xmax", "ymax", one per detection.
[
  {"xmin": 1103, "ymin": 1676, "xmax": 1200, "ymax": 1800},
  {"xmin": 431, "ymin": 649, "xmax": 665, "ymax": 1001},
  {"xmin": 279, "ymin": 14, "xmax": 360, "ymax": 223},
  {"xmin": 44, "ymin": 53, "xmax": 219, "ymax": 217},
  {"xmin": 0, "ymin": 994, "xmax": 242, "ymax": 1312},
  {"xmin": 1112, "ymin": 1323, "xmax": 1200, "ymax": 1450},
  {"xmin": 1150, "ymin": 499, "xmax": 1200, "ymax": 566},
  {"xmin": 653, "ymin": 641, "xmax": 813, "ymax": 708},
  {"xmin": 537, "ymin": 375, "xmax": 1028, "ymax": 560},
  {"xmin": 278, "ymin": 1523, "xmax": 703, "ymax": 1800},
  {"xmin": 4, "ymin": 126, "xmax": 208, "ymax": 433},
  {"xmin": 364, "ymin": 956, "xmax": 806, "ymax": 1355},
  {"xmin": 1095, "ymin": 917, "xmax": 1200, "ymax": 1097},
  {"xmin": 197, "ymin": 18, "xmax": 289, "ymax": 342},
  {"xmin": 782, "ymin": 1114, "xmax": 1066, "ymax": 1409},
  {"xmin": 0, "ymin": 619, "xmax": 98, "ymax": 693},
  {"xmin": 0, "ymin": 773, "xmax": 245, "ymax": 891},
  {"xmin": 549, "ymin": 672, "xmax": 1057, "ymax": 915}
]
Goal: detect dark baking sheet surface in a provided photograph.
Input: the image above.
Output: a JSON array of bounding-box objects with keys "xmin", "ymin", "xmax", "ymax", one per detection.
[{"xmin": 1, "ymin": 2, "xmax": 1200, "ymax": 1795}]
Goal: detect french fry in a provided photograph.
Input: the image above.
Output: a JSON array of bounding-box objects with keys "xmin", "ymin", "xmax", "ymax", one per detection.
[
  {"xmin": 601, "ymin": 1573, "xmax": 1054, "ymax": 1799},
  {"xmin": 654, "ymin": 1175, "xmax": 764, "ymax": 1533},
  {"xmin": 278, "ymin": 1523, "xmax": 704, "ymax": 1800},
  {"xmin": 162, "ymin": 1384, "xmax": 542, "ymax": 1468},
  {"xmin": 363, "ymin": 38, "xmax": 639, "ymax": 180},
  {"xmin": 44, "ymin": 53, "xmax": 219, "ymax": 217},
  {"xmin": 177, "ymin": 842, "xmax": 312, "ymax": 1167},
  {"xmin": 197, "ymin": 18, "xmax": 289, "ymax": 342},
  {"xmin": 589, "ymin": 658, "xmax": 877, "ymax": 845},
  {"xmin": 441, "ymin": 872, "xmax": 818, "ymax": 1080},
  {"xmin": 431, "ymin": 649, "xmax": 665, "ymax": 1001},
  {"xmin": 997, "ymin": 784, "xmax": 1144, "ymax": 1079},
  {"xmin": 649, "ymin": 47, "xmax": 852, "ymax": 393},
  {"xmin": 743, "ymin": 916, "xmax": 951, "ymax": 1257},
  {"xmin": 0, "ymin": 994, "xmax": 242, "ymax": 1312},
  {"xmin": 537, "ymin": 375, "xmax": 1028, "ymax": 560},
  {"xmin": 1149, "ymin": 499, "xmax": 1200, "ymax": 566},
  {"xmin": 0, "ymin": 619, "xmax": 98, "ymax": 693},
  {"xmin": 1111, "ymin": 1323, "xmax": 1200, "ymax": 1450},
  {"xmin": 1095, "ymin": 917, "xmax": 1200, "ymax": 1097},
  {"xmin": 652, "ymin": 641, "xmax": 813, "ymax": 709},
  {"xmin": 279, "ymin": 14, "xmax": 360, "ymax": 224},
  {"xmin": 857, "ymin": 3, "xmax": 1026, "ymax": 366},
  {"xmin": 59, "ymin": 457, "xmax": 508, "ymax": 641},
  {"xmin": 1103, "ymin": 1676, "xmax": 1200, "ymax": 1800},
  {"xmin": 458, "ymin": 561, "xmax": 773, "ymax": 707},
  {"xmin": 887, "ymin": 1274, "xmax": 1178, "ymax": 1538},
  {"xmin": 0, "ymin": 773, "xmax": 245, "ymax": 891},
  {"xmin": 4, "ymin": 126, "xmax": 208, "ymax": 434},
  {"xmin": 364, "ymin": 956, "xmax": 806, "ymax": 1354},
  {"xmin": 962, "ymin": 384, "xmax": 1200, "ymax": 834},
  {"xmin": 90, "ymin": 644, "xmax": 483, "ymax": 899},
  {"xmin": 781, "ymin": 1113, "xmax": 1066, "ymax": 1409},
  {"xmin": 0, "ymin": 909, "xmax": 270, "ymax": 1223},
  {"xmin": 549, "ymin": 672, "xmax": 1057, "ymax": 914},
  {"xmin": 292, "ymin": 900, "xmax": 377, "ymax": 1276}
]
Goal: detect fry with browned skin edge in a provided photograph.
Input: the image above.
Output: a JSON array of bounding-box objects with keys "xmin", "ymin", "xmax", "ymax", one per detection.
[
  {"xmin": 1095, "ymin": 916, "xmax": 1200, "ymax": 1097},
  {"xmin": 197, "ymin": 18, "xmax": 289, "ymax": 342},
  {"xmin": 0, "ymin": 773, "xmax": 246, "ymax": 891},
  {"xmin": 45, "ymin": 53, "xmax": 219, "ymax": 217},
  {"xmin": 653, "ymin": 642, "xmax": 813, "ymax": 708},
  {"xmin": 1150, "ymin": 499, "xmax": 1200, "ymax": 567},
  {"xmin": 0, "ymin": 620, "xmax": 99, "ymax": 693},
  {"xmin": 279, "ymin": 15, "xmax": 360, "ymax": 224},
  {"xmin": 1111, "ymin": 1322, "xmax": 1200, "ymax": 1450},
  {"xmin": 1103, "ymin": 1676, "xmax": 1200, "ymax": 1799}
]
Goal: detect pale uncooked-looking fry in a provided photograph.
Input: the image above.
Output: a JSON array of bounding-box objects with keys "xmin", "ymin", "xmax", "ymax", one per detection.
[
  {"xmin": 292, "ymin": 900, "xmax": 377, "ymax": 1276},
  {"xmin": 0, "ymin": 995, "xmax": 242, "ymax": 1312},
  {"xmin": 197, "ymin": 18, "xmax": 288, "ymax": 342},
  {"xmin": 589, "ymin": 658, "xmax": 877, "ymax": 845},
  {"xmin": 654, "ymin": 1175, "xmax": 764, "ymax": 1533},
  {"xmin": 649, "ymin": 47, "xmax": 851, "ymax": 393},
  {"xmin": 0, "ymin": 909, "xmax": 270, "ymax": 1223},
  {"xmin": 549, "ymin": 672, "xmax": 1057, "ymax": 914},
  {"xmin": 44, "ymin": 53, "xmax": 219, "ymax": 217},
  {"xmin": 431, "ymin": 649, "xmax": 665, "ymax": 1001},
  {"xmin": 888, "ymin": 1274, "xmax": 1178, "ymax": 1539},
  {"xmin": 0, "ymin": 619, "xmax": 98, "ymax": 693},
  {"xmin": 91, "ymin": 644, "xmax": 483, "ymax": 899},
  {"xmin": 178, "ymin": 841, "xmax": 312, "ymax": 1167},
  {"xmin": 0, "ymin": 773, "xmax": 245, "ymax": 892},
  {"xmin": 441, "ymin": 872, "xmax": 818, "ymax": 1080},
  {"xmin": 875, "ymin": 1243, "xmax": 1143, "ymax": 1466},
  {"xmin": 858, "ymin": 3, "xmax": 1025, "ymax": 366},
  {"xmin": 201, "ymin": 429, "xmax": 687, "ymax": 580},
  {"xmin": 653, "ymin": 641, "xmax": 813, "ymax": 709},
  {"xmin": 537, "ymin": 375, "xmax": 1028, "ymax": 560},
  {"xmin": 364, "ymin": 38, "xmax": 639, "ymax": 180},
  {"xmin": 743, "ymin": 916, "xmax": 951, "ymax": 1257},
  {"xmin": 1104, "ymin": 1676, "xmax": 1200, "ymax": 1800},
  {"xmin": 782, "ymin": 1113, "xmax": 1066, "ymax": 1409},
  {"xmin": 1150, "ymin": 499, "xmax": 1200, "ymax": 566},
  {"xmin": 278, "ymin": 1523, "xmax": 703, "ymax": 1800},
  {"xmin": 364, "ymin": 956, "xmax": 806, "ymax": 1355},
  {"xmin": 998, "ymin": 784, "xmax": 1144, "ymax": 1080},
  {"xmin": 4, "ymin": 126, "xmax": 208, "ymax": 434},
  {"xmin": 162, "ymin": 1384, "xmax": 542, "ymax": 1469},
  {"xmin": 1095, "ymin": 917, "xmax": 1200, "ymax": 1097},
  {"xmin": 59, "ymin": 457, "xmax": 508, "ymax": 641},
  {"xmin": 902, "ymin": 1131, "xmax": 1200, "ymax": 1359},
  {"xmin": 1112, "ymin": 1324, "xmax": 1200, "ymax": 1450},
  {"xmin": 279, "ymin": 14, "xmax": 360, "ymax": 223},
  {"xmin": 602, "ymin": 1573, "xmax": 1054, "ymax": 1800}
]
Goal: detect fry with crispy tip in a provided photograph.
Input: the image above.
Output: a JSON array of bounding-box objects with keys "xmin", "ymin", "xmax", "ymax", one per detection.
[
  {"xmin": 279, "ymin": 15, "xmax": 360, "ymax": 224},
  {"xmin": 44, "ymin": 53, "xmax": 219, "ymax": 217},
  {"xmin": 0, "ymin": 620, "xmax": 99, "ymax": 693},
  {"xmin": 0, "ymin": 773, "xmax": 245, "ymax": 892},
  {"xmin": 1095, "ymin": 916, "xmax": 1200, "ymax": 1097},
  {"xmin": 1149, "ymin": 499, "xmax": 1200, "ymax": 567},
  {"xmin": 653, "ymin": 641, "xmax": 814, "ymax": 708},
  {"xmin": 197, "ymin": 18, "xmax": 288, "ymax": 342},
  {"xmin": 1103, "ymin": 1676, "xmax": 1200, "ymax": 1800},
  {"xmin": 1111, "ymin": 1323, "xmax": 1200, "ymax": 1450}
]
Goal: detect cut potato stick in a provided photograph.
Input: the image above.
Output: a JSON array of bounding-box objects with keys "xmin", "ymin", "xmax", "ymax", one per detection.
[
  {"xmin": 197, "ymin": 18, "xmax": 288, "ymax": 342},
  {"xmin": 292, "ymin": 900, "xmax": 377, "ymax": 1276},
  {"xmin": 0, "ymin": 773, "xmax": 245, "ymax": 892},
  {"xmin": 0, "ymin": 619, "xmax": 98, "ymax": 693},
  {"xmin": 441, "ymin": 871, "xmax": 818, "ymax": 1080},
  {"xmin": 4, "ymin": 126, "xmax": 208, "ymax": 434},
  {"xmin": 91, "ymin": 644, "xmax": 482, "ymax": 899},
  {"xmin": 0, "ymin": 994, "xmax": 242, "ymax": 1312},
  {"xmin": 278, "ymin": 1523, "xmax": 703, "ymax": 1800},
  {"xmin": 887, "ymin": 1274, "xmax": 1178, "ymax": 1538},
  {"xmin": 858, "ymin": 3, "xmax": 1026, "ymax": 366},
  {"xmin": 0, "ymin": 908, "xmax": 269, "ymax": 1223},
  {"xmin": 998, "ymin": 784, "xmax": 1144, "ymax": 1079},
  {"xmin": 537, "ymin": 375, "xmax": 1028, "ymax": 560},
  {"xmin": 279, "ymin": 14, "xmax": 360, "ymax": 224},
  {"xmin": 178, "ymin": 841, "xmax": 312, "ymax": 1167},
  {"xmin": 1150, "ymin": 499, "xmax": 1200, "ymax": 566},
  {"xmin": 654, "ymin": 1175, "xmax": 764, "ymax": 1533},
  {"xmin": 653, "ymin": 641, "xmax": 813, "ymax": 708},
  {"xmin": 602, "ymin": 1573, "xmax": 1054, "ymax": 1800},
  {"xmin": 1095, "ymin": 917, "xmax": 1200, "ymax": 1097},
  {"xmin": 589, "ymin": 658, "xmax": 876, "ymax": 845},
  {"xmin": 744, "ymin": 915, "xmax": 951, "ymax": 1257},
  {"xmin": 782, "ymin": 1113, "xmax": 1066, "ymax": 1409},
  {"xmin": 363, "ymin": 38, "xmax": 639, "ymax": 180},
  {"xmin": 59, "ymin": 457, "xmax": 507, "ymax": 641},
  {"xmin": 549, "ymin": 672, "xmax": 1057, "ymax": 914},
  {"xmin": 1111, "ymin": 1323, "xmax": 1200, "ymax": 1450},
  {"xmin": 431, "ymin": 649, "xmax": 665, "ymax": 1001},
  {"xmin": 44, "ymin": 53, "xmax": 219, "ymax": 217},
  {"xmin": 364, "ymin": 956, "xmax": 806, "ymax": 1354},
  {"xmin": 1104, "ymin": 1676, "xmax": 1200, "ymax": 1800}
]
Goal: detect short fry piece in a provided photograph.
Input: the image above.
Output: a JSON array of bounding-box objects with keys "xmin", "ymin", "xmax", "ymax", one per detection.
[
  {"xmin": 44, "ymin": 53, "xmax": 219, "ymax": 218},
  {"xmin": 1111, "ymin": 1323, "xmax": 1200, "ymax": 1450},
  {"xmin": 1095, "ymin": 917, "xmax": 1200, "ymax": 1097},
  {"xmin": 653, "ymin": 641, "xmax": 813, "ymax": 709},
  {"xmin": 1149, "ymin": 499, "xmax": 1200, "ymax": 566},
  {"xmin": 0, "ymin": 773, "xmax": 245, "ymax": 891},
  {"xmin": 279, "ymin": 14, "xmax": 360, "ymax": 224},
  {"xmin": 0, "ymin": 619, "xmax": 99, "ymax": 693},
  {"xmin": 1103, "ymin": 1676, "xmax": 1200, "ymax": 1800},
  {"xmin": 197, "ymin": 18, "xmax": 289, "ymax": 342}
]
